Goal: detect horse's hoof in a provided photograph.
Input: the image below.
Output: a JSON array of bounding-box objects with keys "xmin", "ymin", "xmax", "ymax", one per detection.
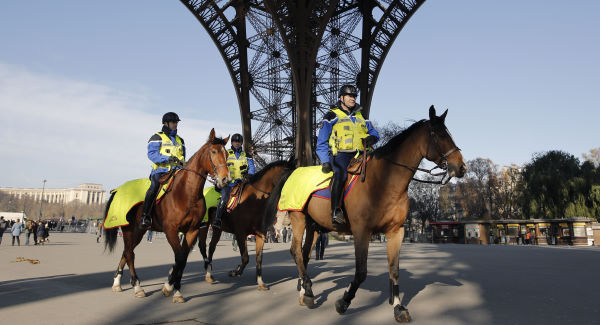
[
  {"xmin": 205, "ymin": 274, "xmax": 215, "ymax": 283},
  {"xmin": 172, "ymin": 292, "xmax": 185, "ymax": 303},
  {"xmin": 335, "ymin": 298, "xmax": 350, "ymax": 314},
  {"xmin": 257, "ymin": 283, "xmax": 269, "ymax": 291},
  {"xmin": 301, "ymin": 295, "xmax": 315, "ymax": 308},
  {"xmin": 111, "ymin": 286, "xmax": 122, "ymax": 292},
  {"xmin": 162, "ymin": 285, "xmax": 173, "ymax": 297},
  {"xmin": 228, "ymin": 270, "xmax": 241, "ymax": 277},
  {"xmin": 134, "ymin": 289, "xmax": 146, "ymax": 298},
  {"xmin": 394, "ymin": 305, "xmax": 412, "ymax": 323}
]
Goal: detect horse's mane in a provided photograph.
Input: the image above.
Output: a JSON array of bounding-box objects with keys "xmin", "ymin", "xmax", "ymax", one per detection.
[
  {"xmin": 372, "ymin": 119, "xmax": 427, "ymax": 158},
  {"xmin": 247, "ymin": 160, "xmax": 292, "ymax": 184},
  {"xmin": 211, "ymin": 137, "xmax": 227, "ymax": 145}
]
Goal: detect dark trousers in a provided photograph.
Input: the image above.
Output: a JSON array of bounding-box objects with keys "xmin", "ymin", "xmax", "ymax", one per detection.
[
  {"xmin": 331, "ymin": 152, "xmax": 355, "ymax": 183},
  {"xmin": 12, "ymin": 235, "xmax": 20, "ymax": 246},
  {"xmin": 143, "ymin": 173, "xmax": 165, "ymax": 215},
  {"xmin": 315, "ymin": 233, "xmax": 328, "ymax": 260}
]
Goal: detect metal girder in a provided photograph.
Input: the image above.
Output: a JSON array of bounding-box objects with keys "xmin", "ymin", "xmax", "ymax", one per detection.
[{"xmin": 180, "ymin": 0, "xmax": 426, "ymax": 166}]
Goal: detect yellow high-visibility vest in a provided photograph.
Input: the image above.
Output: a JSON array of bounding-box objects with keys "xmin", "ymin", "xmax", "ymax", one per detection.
[
  {"xmin": 328, "ymin": 108, "xmax": 369, "ymax": 155},
  {"xmin": 152, "ymin": 132, "xmax": 185, "ymax": 171},
  {"xmin": 226, "ymin": 149, "xmax": 248, "ymax": 180}
]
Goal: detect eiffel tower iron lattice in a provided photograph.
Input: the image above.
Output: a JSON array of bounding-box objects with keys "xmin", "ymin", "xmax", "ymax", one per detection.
[{"xmin": 180, "ymin": 0, "xmax": 425, "ymax": 166}]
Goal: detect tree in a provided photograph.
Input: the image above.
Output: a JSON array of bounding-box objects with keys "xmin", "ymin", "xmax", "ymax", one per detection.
[
  {"xmin": 408, "ymin": 175, "xmax": 441, "ymax": 233},
  {"xmin": 495, "ymin": 165, "xmax": 522, "ymax": 219},
  {"xmin": 454, "ymin": 158, "xmax": 498, "ymax": 220},
  {"xmin": 582, "ymin": 147, "xmax": 600, "ymax": 168},
  {"xmin": 520, "ymin": 150, "xmax": 587, "ymax": 218},
  {"xmin": 373, "ymin": 120, "xmax": 404, "ymax": 148}
]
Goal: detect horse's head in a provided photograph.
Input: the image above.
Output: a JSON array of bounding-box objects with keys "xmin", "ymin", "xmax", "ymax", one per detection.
[
  {"xmin": 202, "ymin": 128, "xmax": 231, "ymax": 188},
  {"xmin": 425, "ymin": 106, "xmax": 466, "ymax": 178}
]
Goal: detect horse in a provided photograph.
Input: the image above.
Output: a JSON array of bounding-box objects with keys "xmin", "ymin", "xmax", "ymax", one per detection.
[
  {"xmin": 263, "ymin": 106, "xmax": 466, "ymax": 322},
  {"xmin": 198, "ymin": 159, "xmax": 295, "ymax": 290},
  {"xmin": 103, "ymin": 128, "xmax": 231, "ymax": 303}
]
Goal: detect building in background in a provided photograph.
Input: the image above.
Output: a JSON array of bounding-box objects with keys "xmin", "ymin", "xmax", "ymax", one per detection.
[{"xmin": 0, "ymin": 183, "xmax": 106, "ymax": 205}]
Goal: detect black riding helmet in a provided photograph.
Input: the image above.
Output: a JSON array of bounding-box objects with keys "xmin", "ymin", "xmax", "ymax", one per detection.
[
  {"xmin": 162, "ymin": 112, "xmax": 181, "ymax": 123},
  {"xmin": 231, "ymin": 133, "xmax": 243, "ymax": 143},
  {"xmin": 338, "ymin": 84, "xmax": 358, "ymax": 98}
]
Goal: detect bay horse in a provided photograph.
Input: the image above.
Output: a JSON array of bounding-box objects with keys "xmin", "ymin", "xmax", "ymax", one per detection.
[
  {"xmin": 263, "ymin": 106, "xmax": 466, "ymax": 322},
  {"xmin": 104, "ymin": 128, "xmax": 231, "ymax": 302},
  {"xmin": 198, "ymin": 159, "xmax": 295, "ymax": 290}
]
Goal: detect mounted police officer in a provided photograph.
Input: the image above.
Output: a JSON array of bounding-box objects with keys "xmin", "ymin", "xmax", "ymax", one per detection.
[
  {"xmin": 140, "ymin": 112, "xmax": 185, "ymax": 228},
  {"xmin": 315, "ymin": 85, "xmax": 380, "ymax": 226},
  {"xmin": 211, "ymin": 133, "xmax": 255, "ymax": 230}
]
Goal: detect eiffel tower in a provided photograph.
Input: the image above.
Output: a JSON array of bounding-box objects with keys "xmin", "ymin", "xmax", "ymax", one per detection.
[{"xmin": 180, "ymin": 0, "xmax": 426, "ymax": 166}]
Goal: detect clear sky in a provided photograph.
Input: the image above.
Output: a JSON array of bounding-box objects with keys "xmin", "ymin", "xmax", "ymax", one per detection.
[{"xmin": 0, "ymin": 0, "xmax": 598, "ymax": 192}]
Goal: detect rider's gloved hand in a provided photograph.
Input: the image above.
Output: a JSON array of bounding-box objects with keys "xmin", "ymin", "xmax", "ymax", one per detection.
[
  {"xmin": 322, "ymin": 162, "xmax": 332, "ymax": 173},
  {"xmin": 364, "ymin": 135, "xmax": 378, "ymax": 147},
  {"xmin": 168, "ymin": 156, "xmax": 183, "ymax": 165}
]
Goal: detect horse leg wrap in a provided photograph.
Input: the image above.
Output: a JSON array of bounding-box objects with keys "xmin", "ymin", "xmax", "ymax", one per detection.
[
  {"xmin": 389, "ymin": 280, "xmax": 400, "ymax": 305},
  {"xmin": 114, "ymin": 269, "xmax": 123, "ymax": 278}
]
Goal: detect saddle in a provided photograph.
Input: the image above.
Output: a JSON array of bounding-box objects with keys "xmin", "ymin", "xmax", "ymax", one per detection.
[
  {"xmin": 347, "ymin": 149, "xmax": 368, "ymax": 182},
  {"xmin": 226, "ymin": 181, "xmax": 246, "ymax": 212}
]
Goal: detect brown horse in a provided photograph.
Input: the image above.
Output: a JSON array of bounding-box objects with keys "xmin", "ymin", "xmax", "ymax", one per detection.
[
  {"xmin": 104, "ymin": 128, "xmax": 231, "ymax": 302},
  {"xmin": 263, "ymin": 106, "xmax": 466, "ymax": 322},
  {"xmin": 198, "ymin": 159, "xmax": 295, "ymax": 290}
]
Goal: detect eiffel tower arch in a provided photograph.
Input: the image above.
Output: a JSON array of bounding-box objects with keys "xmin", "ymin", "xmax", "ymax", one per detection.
[{"xmin": 180, "ymin": 0, "xmax": 426, "ymax": 166}]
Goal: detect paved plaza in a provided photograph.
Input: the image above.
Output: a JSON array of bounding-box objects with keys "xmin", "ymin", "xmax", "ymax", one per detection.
[{"xmin": 1, "ymin": 232, "xmax": 599, "ymax": 325}]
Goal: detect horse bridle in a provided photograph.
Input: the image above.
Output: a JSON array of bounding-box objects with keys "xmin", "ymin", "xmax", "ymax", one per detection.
[
  {"xmin": 384, "ymin": 122, "xmax": 460, "ymax": 185},
  {"xmin": 180, "ymin": 145, "xmax": 229, "ymax": 185}
]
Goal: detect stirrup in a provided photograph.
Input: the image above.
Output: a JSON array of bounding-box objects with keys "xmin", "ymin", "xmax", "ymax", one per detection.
[
  {"xmin": 140, "ymin": 215, "xmax": 152, "ymax": 228},
  {"xmin": 332, "ymin": 209, "xmax": 345, "ymax": 225}
]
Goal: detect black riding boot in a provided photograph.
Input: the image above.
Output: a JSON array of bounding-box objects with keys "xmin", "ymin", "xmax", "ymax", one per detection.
[
  {"xmin": 140, "ymin": 190, "xmax": 157, "ymax": 228},
  {"xmin": 330, "ymin": 177, "xmax": 345, "ymax": 225},
  {"xmin": 212, "ymin": 196, "xmax": 227, "ymax": 230}
]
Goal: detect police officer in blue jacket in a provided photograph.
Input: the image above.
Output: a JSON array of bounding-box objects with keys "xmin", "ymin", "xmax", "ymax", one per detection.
[
  {"xmin": 140, "ymin": 112, "xmax": 186, "ymax": 228},
  {"xmin": 315, "ymin": 85, "xmax": 379, "ymax": 225},
  {"xmin": 211, "ymin": 133, "xmax": 255, "ymax": 230}
]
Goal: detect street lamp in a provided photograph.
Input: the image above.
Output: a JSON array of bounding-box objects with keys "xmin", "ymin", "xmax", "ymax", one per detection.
[{"xmin": 39, "ymin": 179, "xmax": 46, "ymax": 220}]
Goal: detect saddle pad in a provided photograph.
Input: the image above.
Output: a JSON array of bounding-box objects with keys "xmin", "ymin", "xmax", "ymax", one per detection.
[
  {"xmin": 203, "ymin": 186, "xmax": 221, "ymax": 223},
  {"xmin": 103, "ymin": 175, "xmax": 175, "ymax": 229},
  {"xmin": 278, "ymin": 166, "xmax": 333, "ymax": 211}
]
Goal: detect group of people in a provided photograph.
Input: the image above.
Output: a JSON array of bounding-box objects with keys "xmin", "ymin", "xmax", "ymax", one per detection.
[
  {"xmin": 140, "ymin": 84, "xmax": 378, "ymax": 245},
  {"xmin": 0, "ymin": 217, "xmax": 49, "ymax": 246}
]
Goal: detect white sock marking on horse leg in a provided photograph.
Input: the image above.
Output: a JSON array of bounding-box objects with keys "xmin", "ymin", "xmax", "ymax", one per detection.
[
  {"xmin": 164, "ymin": 282, "xmax": 174, "ymax": 292},
  {"xmin": 112, "ymin": 274, "xmax": 122, "ymax": 288},
  {"xmin": 257, "ymin": 275, "xmax": 264, "ymax": 286},
  {"xmin": 134, "ymin": 284, "xmax": 143, "ymax": 294},
  {"xmin": 393, "ymin": 296, "xmax": 401, "ymax": 306},
  {"xmin": 174, "ymin": 290, "xmax": 182, "ymax": 298},
  {"xmin": 299, "ymin": 287, "xmax": 305, "ymax": 297}
]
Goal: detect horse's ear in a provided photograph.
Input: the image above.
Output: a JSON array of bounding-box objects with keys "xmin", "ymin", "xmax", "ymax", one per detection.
[
  {"xmin": 223, "ymin": 134, "xmax": 230, "ymax": 145},
  {"xmin": 209, "ymin": 128, "xmax": 215, "ymax": 142},
  {"xmin": 440, "ymin": 109, "xmax": 448, "ymax": 123},
  {"xmin": 429, "ymin": 105, "xmax": 437, "ymax": 120}
]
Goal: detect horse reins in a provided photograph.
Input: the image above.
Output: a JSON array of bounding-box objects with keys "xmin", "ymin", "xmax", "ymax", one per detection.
[
  {"xmin": 177, "ymin": 146, "xmax": 229, "ymax": 185},
  {"xmin": 384, "ymin": 123, "xmax": 460, "ymax": 185}
]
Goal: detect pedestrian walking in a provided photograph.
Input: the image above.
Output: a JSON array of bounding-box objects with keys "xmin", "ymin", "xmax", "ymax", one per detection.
[
  {"xmin": 37, "ymin": 221, "xmax": 46, "ymax": 245},
  {"xmin": 147, "ymin": 231, "xmax": 153, "ymax": 243},
  {"xmin": 0, "ymin": 216, "xmax": 8, "ymax": 245},
  {"xmin": 32, "ymin": 221, "xmax": 38, "ymax": 245},
  {"xmin": 25, "ymin": 220, "xmax": 32, "ymax": 245},
  {"xmin": 315, "ymin": 232, "xmax": 328, "ymax": 260},
  {"xmin": 11, "ymin": 218, "xmax": 24, "ymax": 246},
  {"xmin": 282, "ymin": 227, "xmax": 288, "ymax": 243}
]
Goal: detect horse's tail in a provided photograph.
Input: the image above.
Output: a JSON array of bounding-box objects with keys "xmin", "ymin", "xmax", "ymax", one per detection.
[
  {"xmin": 261, "ymin": 167, "xmax": 294, "ymax": 234},
  {"xmin": 103, "ymin": 191, "xmax": 118, "ymax": 253}
]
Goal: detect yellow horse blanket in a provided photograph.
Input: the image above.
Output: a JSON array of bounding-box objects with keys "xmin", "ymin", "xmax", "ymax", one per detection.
[
  {"xmin": 278, "ymin": 166, "xmax": 333, "ymax": 211},
  {"xmin": 103, "ymin": 176, "xmax": 174, "ymax": 229}
]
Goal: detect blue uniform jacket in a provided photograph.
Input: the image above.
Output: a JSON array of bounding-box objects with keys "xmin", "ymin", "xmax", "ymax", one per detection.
[
  {"xmin": 316, "ymin": 105, "xmax": 380, "ymax": 164},
  {"xmin": 148, "ymin": 125, "xmax": 186, "ymax": 175}
]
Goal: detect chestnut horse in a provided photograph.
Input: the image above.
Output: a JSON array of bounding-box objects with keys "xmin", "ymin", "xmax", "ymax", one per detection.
[
  {"xmin": 263, "ymin": 106, "xmax": 466, "ymax": 322},
  {"xmin": 104, "ymin": 129, "xmax": 231, "ymax": 303},
  {"xmin": 198, "ymin": 159, "xmax": 295, "ymax": 290}
]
